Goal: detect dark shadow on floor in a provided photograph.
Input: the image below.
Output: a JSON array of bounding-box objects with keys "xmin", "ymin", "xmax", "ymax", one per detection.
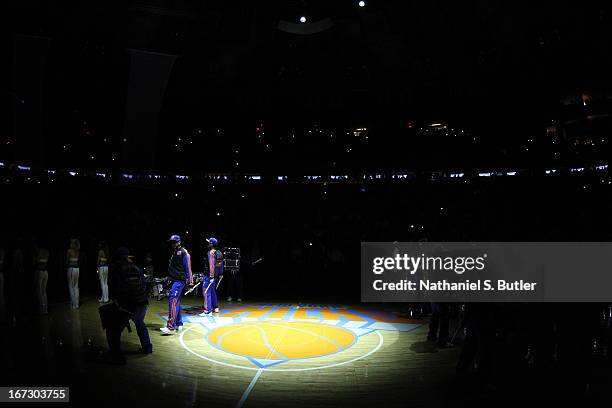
[{"xmin": 410, "ymin": 341, "xmax": 439, "ymax": 353}]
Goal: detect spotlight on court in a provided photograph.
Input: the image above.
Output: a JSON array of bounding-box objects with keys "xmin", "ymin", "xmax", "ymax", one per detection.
[
  {"xmin": 359, "ymin": 1, "xmax": 366, "ymax": 7},
  {"xmin": 299, "ymin": 16, "xmax": 307, "ymax": 23}
]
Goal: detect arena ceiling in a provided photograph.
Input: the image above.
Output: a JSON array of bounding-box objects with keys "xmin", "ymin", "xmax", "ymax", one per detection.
[{"xmin": 7, "ymin": 1, "xmax": 612, "ymax": 133}]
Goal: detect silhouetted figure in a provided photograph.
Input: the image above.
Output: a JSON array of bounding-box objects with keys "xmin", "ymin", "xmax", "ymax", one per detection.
[
  {"xmin": 105, "ymin": 247, "xmax": 152, "ymax": 364},
  {"xmin": 97, "ymin": 241, "xmax": 110, "ymax": 303},
  {"xmin": 34, "ymin": 243, "xmax": 50, "ymax": 314},
  {"xmin": 224, "ymin": 247, "xmax": 243, "ymax": 302},
  {"xmin": 200, "ymin": 237, "xmax": 224, "ymax": 315},
  {"xmin": 226, "ymin": 267, "xmax": 243, "ymax": 302},
  {"xmin": 456, "ymin": 303, "xmax": 498, "ymax": 383},
  {"xmin": 143, "ymin": 251, "xmax": 154, "ymax": 277},
  {"xmin": 160, "ymin": 235, "xmax": 193, "ymax": 335},
  {"xmin": 427, "ymin": 303, "xmax": 450, "ymax": 347},
  {"xmin": 66, "ymin": 238, "xmax": 80, "ymax": 309}
]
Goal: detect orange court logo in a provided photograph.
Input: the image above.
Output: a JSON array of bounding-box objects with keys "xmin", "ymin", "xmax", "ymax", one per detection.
[
  {"xmin": 162, "ymin": 304, "xmax": 423, "ymax": 371},
  {"xmin": 207, "ymin": 321, "xmax": 356, "ymax": 360}
]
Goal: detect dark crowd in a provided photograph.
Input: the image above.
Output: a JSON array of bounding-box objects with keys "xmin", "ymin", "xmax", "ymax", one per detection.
[
  {"xmin": 2, "ymin": 170, "xmax": 612, "ymax": 309},
  {"xmin": 0, "ymin": 171, "xmax": 610, "ymax": 404}
]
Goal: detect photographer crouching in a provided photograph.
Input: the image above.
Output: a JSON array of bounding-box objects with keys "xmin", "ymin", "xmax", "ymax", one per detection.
[{"xmin": 102, "ymin": 247, "xmax": 152, "ymax": 364}]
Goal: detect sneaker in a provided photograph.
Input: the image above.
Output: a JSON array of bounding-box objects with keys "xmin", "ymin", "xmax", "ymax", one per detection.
[
  {"xmin": 237, "ymin": 298, "xmax": 242, "ymax": 302},
  {"xmin": 160, "ymin": 327, "xmax": 175, "ymax": 335},
  {"xmin": 227, "ymin": 297, "xmax": 233, "ymax": 302},
  {"xmin": 213, "ymin": 308, "xmax": 219, "ymax": 314},
  {"xmin": 198, "ymin": 311, "xmax": 211, "ymax": 316},
  {"xmin": 176, "ymin": 326, "xmax": 183, "ymax": 333}
]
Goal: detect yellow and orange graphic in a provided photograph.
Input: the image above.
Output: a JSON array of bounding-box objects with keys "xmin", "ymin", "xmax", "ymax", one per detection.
[{"xmin": 207, "ymin": 321, "xmax": 356, "ymax": 360}]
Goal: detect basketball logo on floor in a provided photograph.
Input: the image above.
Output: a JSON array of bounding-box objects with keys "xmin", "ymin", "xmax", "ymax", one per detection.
[
  {"xmin": 207, "ymin": 321, "xmax": 356, "ymax": 366},
  {"xmin": 161, "ymin": 304, "xmax": 423, "ymax": 371}
]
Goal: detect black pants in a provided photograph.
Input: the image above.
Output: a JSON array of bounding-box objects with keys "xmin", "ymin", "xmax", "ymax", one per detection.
[
  {"xmin": 456, "ymin": 304, "xmax": 496, "ymax": 377},
  {"xmin": 427, "ymin": 303, "xmax": 449, "ymax": 345},
  {"xmin": 226, "ymin": 270, "xmax": 243, "ymax": 299},
  {"xmin": 106, "ymin": 304, "xmax": 152, "ymax": 357}
]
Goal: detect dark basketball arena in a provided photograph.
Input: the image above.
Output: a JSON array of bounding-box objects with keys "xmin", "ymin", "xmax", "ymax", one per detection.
[{"xmin": 3, "ymin": 2, "xmax": 612, "ymax": 407}]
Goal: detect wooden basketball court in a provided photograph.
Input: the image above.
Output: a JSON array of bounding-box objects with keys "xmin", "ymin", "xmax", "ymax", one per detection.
[{"xmin": 4, "ymin": 298, "xmax": 463, "ymax": 407}]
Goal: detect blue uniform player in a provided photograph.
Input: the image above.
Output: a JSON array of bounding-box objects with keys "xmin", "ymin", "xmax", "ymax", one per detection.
[
  {"xmin": 199, "ymin": 237, "xmax": 224, "ymax": 315},
  {"xmin": 160, "ymin": 235, "xmax": 193, "ymax": 335}
]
